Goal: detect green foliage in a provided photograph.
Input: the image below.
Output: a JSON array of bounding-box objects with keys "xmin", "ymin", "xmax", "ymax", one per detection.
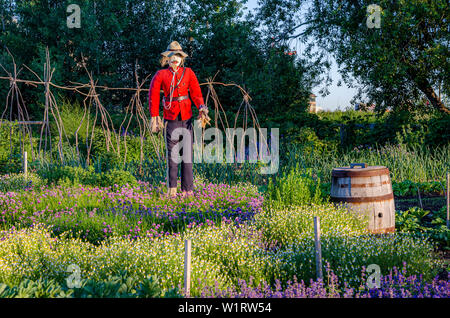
[
  {"xmin": 395, "ymin": 124, "xmax": 427, "ymax": 150},
  {"xmin": 187, "ymin": 0, "xmax": 315, "ymax": 122},
  {"xmin": 396, "ymin": 207, "xmax": 430, "ymax": 234},
  {"xmin": 0, "ymin": 278, "xmax": 72, "ymax": 298},
  {"xmin": 285, "ymin": 126, "xmax": 336, "ymax": 156},
  {"xmin": 264, "ymin": 109, "xmax": 449, "ymax": 162},
  {"xmin": 396, "ymin": 207, "xmax": 450, "ymax": 249},
  {"xmin": 69, "ymin": 272, "xmax": 178, "ymax": 298},
  {"xmin": 290, "ymin": 110, "xmax": 449, "ymax": 152},
  {"xmin": 0, "ymin": 0, "xmax": 178, "ymax": 106},
  {"xmin": 49, "ymin": 98, "xmax": 94, "ymax": 142},
  {"xmin": 426, "ymin": 206, "xmax": 450, "ymax": 248},
  {"xmin": 392, "ymin": 180, "xmax": 445, "ymax": 197},
  {"xmin": 288, "ymin": 0, "xmax": 449, "ymax": 113},
  {"xmin": 38, "ymin": 165, "xmax": 97, "ymax": 186},
  {"xmin": 98, "ymin": 169, "xmax": 138, "ymax": 187},
  {"xmin": 0, "ymin": 153, "xmax": 23, "ymax": 175},
  {"xmin": 194, "ymin": 161, "xmax": 267, "ymax": 186},
  {"xmin": 427, "ymin": 113, "xmax": 450, "ymax": 147},
  {"xmin": 0, "ymin": 221, "xmax": 441, "ymax": 294},
  {"xmin": 392, "ymin": 180, "xmax": 417, "ymax": 197},
  {"xmin": 273, "ymin": 233, "xmax": 441, "ymax": 287},
  {"xmin": 0, "ymin": 0, "xmax": 317, "ymax": 131},
  {"xmin": 266, "ymin": 165, "xmax": 325, "ymax": 208},
  {"xmin": 0, "ymin": 123, "xmax": 30, "ymax": 174},
  {"xmin": 93, "ymin": 149, "xmax": 123, "ymax": 172},
  {"xmin": 27, "ymin": 130, "xmax": 447, "ymax": 193},
  {"xmin": 0, "ymin": 173, "xmax": 45, "ymax": 192},
  {"xmin": 0, "ymin": 273, "xmax": 180, "ymax": 298},
  {"xmin": 280, "ymin": 142, "xmax": 449, "ymax": 184},
  {"xmin": 36, "ymin": 165, "xmax": 138, "ymax": 188},
  {"xmin": 89, "ymin": 128, "xmax": 165, "ymax": 172},
  {"xmin": 255, "ymin": 204, "xmax": 368, "ymax": 247},
  {"xmin": 0, "ymin": 180, "xmax": 261, "ymax": 244},
  {"xmin": 0, "ymin": 224, "xmax": 245, "ymax": 296}
]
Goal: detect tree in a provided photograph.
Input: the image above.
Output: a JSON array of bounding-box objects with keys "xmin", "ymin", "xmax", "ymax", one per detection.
[
  {"xmin": 257, "ymin": 0, "xmax": 450, "ymax": 114},
  {"xmin": 0, "ymin": 0, "xmax": 318, "ymax": 127},
  {"xmin": 0, "ymin": 1, "xmax": 180, "ymax": 107},
  {"xmin": 182, "ymin": 0, "xmax": 317, "ymax": 122}
]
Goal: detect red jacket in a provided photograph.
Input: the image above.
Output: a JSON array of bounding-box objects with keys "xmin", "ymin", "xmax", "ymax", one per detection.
[{"xmin": 149, "ymin": 66, "xmax": 205, "ymax": 120}]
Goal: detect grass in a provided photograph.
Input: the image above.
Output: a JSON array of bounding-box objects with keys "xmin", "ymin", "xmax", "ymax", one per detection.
[{"xmin": 281, "ymin": 143, "xmax": 450, "ymax": 184}]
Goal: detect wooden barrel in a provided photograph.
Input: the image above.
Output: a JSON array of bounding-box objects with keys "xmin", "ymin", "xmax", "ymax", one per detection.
[{"xmin": 330, "ymin": 163, "xmax": 395, "ymax": 234}]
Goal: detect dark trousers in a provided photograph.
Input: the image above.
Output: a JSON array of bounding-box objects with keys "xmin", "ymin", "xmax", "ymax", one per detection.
[{"xmin": 164, "ymin": 113, "xmax": 194, "ymax": 192}]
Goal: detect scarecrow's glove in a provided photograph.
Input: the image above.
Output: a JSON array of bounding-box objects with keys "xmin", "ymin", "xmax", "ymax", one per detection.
[
  {"xmin": 150, "ymin": 116, "xmax": 164, "ymax": 133},
  {"xmin": 197, "ymin": 105, "xmax": 211, "ymax": 129}
]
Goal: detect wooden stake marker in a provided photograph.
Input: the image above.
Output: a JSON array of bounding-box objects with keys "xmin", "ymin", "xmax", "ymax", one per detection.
[
  {"xmin": 314, "ymin": 216, "xmax": 323, "ymax": 280},
  {"xmin": 23, "ymin": 151, "xmax": 28, "ymax": 178},
  {"xmin": 184, "ymin": 239, "xmax": 192, "ymax": 297}
]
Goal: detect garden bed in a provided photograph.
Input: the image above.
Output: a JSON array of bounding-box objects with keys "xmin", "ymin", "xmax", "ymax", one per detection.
[
  {"xmin": 395, "ymin": 195, "xmax": 446, "ymax": 212},
  {"xmin": 0, "ymin": 176, "xmax": 447, "ymax": 298}
]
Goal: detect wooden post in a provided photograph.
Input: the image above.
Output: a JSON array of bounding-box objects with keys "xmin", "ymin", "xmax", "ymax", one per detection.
[
  {"xmin": 184, "ymin": 239, "xmax": 192, "ymax": 297},
  {"xmin": 23, "ymin": 151, "xmax": 28, "ymax": 178},
  {"xmin": 314, "ymin": 216, "xmax": 323, "ymax": 280},
  {"xmin": 447, "ymin": 172, "xmax": 449, "ymax": 229}
]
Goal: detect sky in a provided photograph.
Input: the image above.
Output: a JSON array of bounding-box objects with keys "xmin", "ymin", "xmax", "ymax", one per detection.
[{"xmin": 243, "ymin": 0, "xmax": 359, "ymax": 111}]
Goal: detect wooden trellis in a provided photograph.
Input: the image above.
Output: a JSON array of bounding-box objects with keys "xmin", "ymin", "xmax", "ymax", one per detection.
[{"xmin": 0, "ymin": 47, "xmax": 270, "ymax": 169}]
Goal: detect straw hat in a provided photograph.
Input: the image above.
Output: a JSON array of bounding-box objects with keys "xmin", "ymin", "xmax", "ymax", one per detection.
[{"xmin": 161, "ymin": 41, "xmax": 188, "ymax": 58}]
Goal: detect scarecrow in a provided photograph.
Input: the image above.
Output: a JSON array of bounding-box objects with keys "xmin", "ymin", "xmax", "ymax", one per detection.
[{"xmin": 149, "ymin": 41, "xmax": 211, "ymax": 198}]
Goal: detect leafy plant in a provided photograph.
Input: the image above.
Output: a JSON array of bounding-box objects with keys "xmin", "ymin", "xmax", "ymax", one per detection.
[
  {"xmin": 395, "ymin": 124, "xmax": 427, "ymax": 150},
  {"xmin": 98, "ymin": 169, "xmax": 138, "ymax": 187},
  {"xmin": 0, "ymin": 173, "xmax": 45, "ymax": 192},
  {"xmin": 0, "ymin": 273, "xmax": 180, "ymax": 298},
  {"xmin": 273, "ymin": 233, "xmax": 441, "ymax": 287},
  {"xmin": 266, "ymin": 165, "xmax": 325, "ymax": 208},
  {"xmin": 396, "ymin": 207, "xmax": 450, "ymax": 249},
  {"xmin": 284, "ymin": 126, "xmax": 337, "ymax": 156},
  {"xmin": 36, "ymin": 165, "xmax": 138, "ymax": 188},
  {"xmin": 0, "ymin": 278, "xmax": 73, "ymax": 298},
  {"xmin": 396, "ymin": 208, "xmax": 429, "ymax": 234}
]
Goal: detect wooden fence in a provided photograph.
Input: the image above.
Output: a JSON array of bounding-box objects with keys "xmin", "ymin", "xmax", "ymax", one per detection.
[{"xmin": 0, "ymin": 47, "xmax": 266, "ymax": 168}]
